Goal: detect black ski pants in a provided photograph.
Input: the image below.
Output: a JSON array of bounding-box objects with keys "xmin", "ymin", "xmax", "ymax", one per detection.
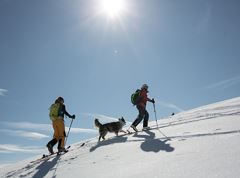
[{"xmin": 132, "ymin": 105, "xmax": 149, "ymax": 127}]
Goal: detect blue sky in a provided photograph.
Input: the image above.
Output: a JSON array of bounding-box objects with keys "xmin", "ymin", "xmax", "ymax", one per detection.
[{"xmin": 0, "ymin": 0, "xmax": 240, "ymax": 165}]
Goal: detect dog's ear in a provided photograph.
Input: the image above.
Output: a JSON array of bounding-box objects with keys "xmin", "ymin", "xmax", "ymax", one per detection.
[{"xmin": 121, "ymin": 117, "xmax": 125, "ymax": 123}]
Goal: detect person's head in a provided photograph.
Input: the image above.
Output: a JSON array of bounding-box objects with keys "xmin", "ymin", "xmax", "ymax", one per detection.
[
  {"xmin": 141, "ymin": 84, "xmax": 149, "ymax": 91},
  {"xmin": 55, "ymin": 96, "xmax": 64, "ymax": 104}
]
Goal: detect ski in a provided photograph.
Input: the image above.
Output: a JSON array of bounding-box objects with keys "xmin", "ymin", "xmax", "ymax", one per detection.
[
  {"xmin": 125, "ymin": 126, "xmax": 153, "ymax": 135},
  {"xmin": 126, "ymin": 129, "xmax": 141, "ymax": 134},
  {"xmin": 126, "ymin": 127, "xmax": 170, "ymax": 140},
  {"xmin": 30, "ymin": 145, "xmax": 71, "ymax": 164}
]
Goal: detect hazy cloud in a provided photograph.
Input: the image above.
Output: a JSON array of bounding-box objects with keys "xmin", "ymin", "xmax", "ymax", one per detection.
[
  {"xmin": 1, "ymin": 121, "xmax": 97, "ymax": 136},
  {"xmin": 1, "ymin": 121, "xmax": 52, "ymax": 131},
  {"xmin": 157, "ymin": 100, "xmax": 184, "ymax": 112},
  {"xmin": 0, "ymin": 89, "xmax": 8, "ymax": 96},
  {"xmin": 0, "ymin": 144, "xmax": 44, "ymax": 154},
  {"xmin": 82, "ymin": 113, "xmax": 132, "ymax": 124},
  {"xmin": 0, "ymin": 129, "xmax": 49, "ymax": 140},
  {"xmin": 83, "ymin": 113, "xmax": 121, "ymax": 121},
  {"xmin": 202, "ymin": 76, "xmax": 240, "ymax": 90},
  {"xmin": 69, "ymin": 127, "xmax": 97, "ymax": 134}
]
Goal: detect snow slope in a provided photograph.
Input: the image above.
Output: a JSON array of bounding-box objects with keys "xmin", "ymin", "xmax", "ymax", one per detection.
[{"xmin": 1, "ymin": 97, "xmax": 240, "ymax": 178}]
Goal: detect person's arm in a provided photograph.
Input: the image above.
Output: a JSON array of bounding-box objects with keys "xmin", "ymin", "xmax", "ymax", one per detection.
[
  {"xmin": 147, "ymin": 97, "xmax": 155, "ymax": 103},
  {"xmin": 62, "ymin": 105, "xmax": 75, "ymax": 119}
]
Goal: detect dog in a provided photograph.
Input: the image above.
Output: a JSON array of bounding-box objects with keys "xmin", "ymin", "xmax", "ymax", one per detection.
[{"xmin": 95, "ymin": 117, "xmax": 127, "ymax": 141}]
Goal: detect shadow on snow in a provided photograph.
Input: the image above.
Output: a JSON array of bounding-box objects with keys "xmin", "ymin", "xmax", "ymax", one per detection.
[
  {"xmin": 90, "ymin": 130, "xmax": 174, "ymax": 153},
  {"xmin": 32, "ymin": 156, "xmax": 60, "ymax": 178},
  {"xmin": 90, "ymin": 136, "xmax": 128, "ymax": 152},
  {"xmin": 133, "ymin": 130, "xmax": 174, "ymax": 153}
]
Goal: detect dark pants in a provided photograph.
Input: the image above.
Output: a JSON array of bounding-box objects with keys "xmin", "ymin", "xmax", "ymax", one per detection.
[
  {"xmin": 47, "ymin": 138, "xmax": 63, "ymax": 149},
  {"xmin": 132, "ymin": 105, "xmax": 149, "ymax": 127}
]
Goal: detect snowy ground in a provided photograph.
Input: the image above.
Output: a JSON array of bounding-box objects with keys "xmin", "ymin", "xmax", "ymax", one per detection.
[{"xmin": 1, "ymin": 97, "xmax": 240, "ymax": 178}]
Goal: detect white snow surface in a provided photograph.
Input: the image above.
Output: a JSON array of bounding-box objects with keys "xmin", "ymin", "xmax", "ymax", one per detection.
[{"xmin": 1, "ymin": 97, "xmax": 240, "ymax": 178}]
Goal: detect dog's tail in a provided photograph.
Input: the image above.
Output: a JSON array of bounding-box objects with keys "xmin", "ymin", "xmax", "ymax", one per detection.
[{"xmin": 94, "ymin": 118, "xmax": 102, "ymax": 128}]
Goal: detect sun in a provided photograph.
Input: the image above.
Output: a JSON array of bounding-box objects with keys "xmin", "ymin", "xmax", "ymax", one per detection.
[{"xmin": 100, "ymin": 0, "xmax": 126, "ymax": 18}]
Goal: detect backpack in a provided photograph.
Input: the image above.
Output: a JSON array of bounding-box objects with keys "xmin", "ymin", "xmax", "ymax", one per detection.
[
  {"xmin": 49, "ymin": 103, "xmax": 61, "ymax": 120},
  {"xmin": 131, "ymin": 89, "xmax": 141, "ymax": 105}
]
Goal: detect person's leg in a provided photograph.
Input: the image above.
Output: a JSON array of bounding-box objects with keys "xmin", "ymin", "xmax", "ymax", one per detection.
[
  {"xmin": 57, "ymin": 131, "xmax": 66, "ymax": 150},
  {"xmin": 57, "ymin": 120, "xmax": 65, "ymax": 149},
  {"xmin": 47, "ymin": 138, "xmax": 57, "ymax": 147},
  {"xmin": 132, "ymin": 106, "xmax": 145, "ymax": 127},
  {"xmin": 143, "ymin": 110, "xmax": 149, "ymax": 128},
  {"xmin": 46, "ymin": 121, "xmax": 58, "ymax": 154},
  {"xmin": 53, "ymin": 120, "xmax": 60, "ymax": 141}
]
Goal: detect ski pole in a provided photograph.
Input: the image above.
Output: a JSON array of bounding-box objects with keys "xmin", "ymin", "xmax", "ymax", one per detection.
[
  {"xmin": 153, "ymin": 102, "xmax": 159, "ymax": 128},
  {"xmin": 65, "ymin": 118, "xmax": 74, "ymax": 147},
  {"xmin": 153, "ymin": 102, "xmax": 170, "ymax": 140}
]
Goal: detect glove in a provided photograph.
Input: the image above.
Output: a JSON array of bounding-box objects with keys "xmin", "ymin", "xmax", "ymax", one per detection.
[
  {"xmin": 152, "ymin": 98, "xmax": 155, "ymax": 104},
  {"xmin": 71, "ymin": 115, "xmax": 75, "ymax": 119}
]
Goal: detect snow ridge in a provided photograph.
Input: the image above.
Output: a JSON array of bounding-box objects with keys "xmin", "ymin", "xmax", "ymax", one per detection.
[{"xmin": 1, "ymin": 97, "xmax": 240, "ymax": 178}]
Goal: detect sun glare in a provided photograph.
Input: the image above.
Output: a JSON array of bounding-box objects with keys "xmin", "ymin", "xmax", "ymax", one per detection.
[{"xmin": 100, "ymin": 0, "xmax": 125, "ymax": 18}]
